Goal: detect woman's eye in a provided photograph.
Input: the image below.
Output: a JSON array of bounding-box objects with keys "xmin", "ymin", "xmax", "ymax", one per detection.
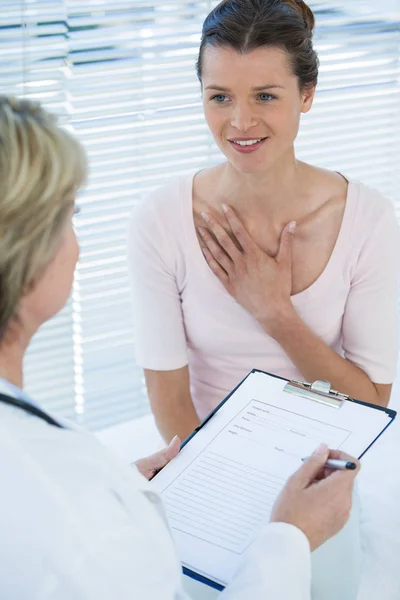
[
  {"xmin": 258, "ymin": 93, "xmax": 274, "ymax": 102},
  {"xmin": 211, "ymin": 94, "xmax": 229, "ymax": 103}
]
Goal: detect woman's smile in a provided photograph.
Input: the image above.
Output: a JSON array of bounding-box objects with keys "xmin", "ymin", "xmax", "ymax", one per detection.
[{"xmin": 228, "ymin": 136, "xmax": 268, "ymax": 153}]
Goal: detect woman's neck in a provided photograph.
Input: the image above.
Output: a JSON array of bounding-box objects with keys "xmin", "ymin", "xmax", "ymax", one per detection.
[{"xmin": 217, "ymin": 155, "xmax": 309, "ymax": 223}]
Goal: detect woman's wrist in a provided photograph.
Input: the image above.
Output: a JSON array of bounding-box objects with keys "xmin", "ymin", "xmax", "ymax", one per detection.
[{"xmin": 259, "ymin": 301, "xmax": 300, "ymax": 341}]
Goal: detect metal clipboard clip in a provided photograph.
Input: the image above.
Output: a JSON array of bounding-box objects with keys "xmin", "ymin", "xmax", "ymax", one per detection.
[{"xmin": 284, "ymin": 379, "xmax": 349, "ymax": 409}]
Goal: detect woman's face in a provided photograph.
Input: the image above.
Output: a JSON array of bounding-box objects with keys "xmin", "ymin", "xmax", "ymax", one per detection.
[
  {"xmin": 20, "ymin": 207, "xmax": 80, "ymax": 331},
  {"xmin": 201, "ymin": 45, "xmax": 315, "ymax": 174}
]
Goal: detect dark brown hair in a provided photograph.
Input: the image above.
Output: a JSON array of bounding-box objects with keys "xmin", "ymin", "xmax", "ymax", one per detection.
[{"xmin": 196, "ymin": 0, "xmax": 319, "ymax": 91}]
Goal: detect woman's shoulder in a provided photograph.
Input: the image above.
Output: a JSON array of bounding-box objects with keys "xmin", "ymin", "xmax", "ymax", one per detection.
[
  {"xmin": 131, "ymin": 171, "xmax": 195, "ymax": 230},
  {"xmin": 306, "ymin": 165, "xmax": 393, "ymax": 219},
  {"xmin": 309, "ymin": 167, "xmax": 399, "ymax": 262},
  {"xmin": 347, "ymin": 178, "xmax": 396, "ymax": 227},
  {"xmin": 344, "ymin": 180, "xmax": 400, "ymax": 271},
  {"xmin": 310, "ymin": 165, "xmax": 396, "ymax": 230}
]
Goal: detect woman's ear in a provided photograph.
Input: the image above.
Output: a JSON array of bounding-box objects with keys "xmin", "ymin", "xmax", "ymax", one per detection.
[{"xmin": 301, "ymin": 85, "xmax": 316, "ymax": 114}]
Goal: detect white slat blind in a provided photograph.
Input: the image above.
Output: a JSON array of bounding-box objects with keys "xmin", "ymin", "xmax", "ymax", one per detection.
[
  {"xmin": 0, "ymin": 1, "xmax": 78, "ymax": 421},
  {"xmin": 0, "ymin": 1, "xmax": 399, "ymax": 430}
]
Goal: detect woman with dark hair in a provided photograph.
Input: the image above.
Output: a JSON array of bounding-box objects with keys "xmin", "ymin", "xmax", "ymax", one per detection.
[
  {"xmin": 131, "ymin": 0, "xmax": 399, "ymax": 444},
  {"xmin": 130, "ymin": 2, "xmax": 399, "ymax": 595}
]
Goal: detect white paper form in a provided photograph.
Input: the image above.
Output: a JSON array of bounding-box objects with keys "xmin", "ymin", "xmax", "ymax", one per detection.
[{"xmin": 152, "ymin": 371, "xmax": 394, "ymax": 587}]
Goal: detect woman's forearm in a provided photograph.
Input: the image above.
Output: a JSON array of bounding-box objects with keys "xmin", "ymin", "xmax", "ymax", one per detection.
[
  {"xmin": 144, "ymin": 367, "xmax": 200, "ymax": 443},
  {"xmin": 153, "ymin": 400, "xmax": 200, "ymax": 444},
  {"xmin": 263, "ymin": 306, "xmax": 388, "ymax": 406}
]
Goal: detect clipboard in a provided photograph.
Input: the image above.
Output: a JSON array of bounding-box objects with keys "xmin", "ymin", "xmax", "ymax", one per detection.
[
  {"xmin": 182, "ymin": 369, "xmax": 396, "ymax": 457},
  {"xmin": 153, "ymin": 369, "xmax": 396, "ymax": 591}
]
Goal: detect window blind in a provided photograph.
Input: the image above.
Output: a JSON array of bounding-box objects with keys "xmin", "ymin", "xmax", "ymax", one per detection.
[{"xmin": 0, "ymin": 1, "xmax": 399, "ymax": 430}]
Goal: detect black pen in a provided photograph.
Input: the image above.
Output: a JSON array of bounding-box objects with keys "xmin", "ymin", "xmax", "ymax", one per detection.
[{"xmin": 301, "ymin": 457, "xmax": 357, "ymax": 470}]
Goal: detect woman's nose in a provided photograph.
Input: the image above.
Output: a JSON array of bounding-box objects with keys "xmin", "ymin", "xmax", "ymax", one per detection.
[{"xmin": 230, "ymin": 103, "xmax": 258, "ymax": 132}]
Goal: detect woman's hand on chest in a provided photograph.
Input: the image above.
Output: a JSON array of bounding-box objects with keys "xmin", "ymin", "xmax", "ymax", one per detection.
[
  {"xmin": 197, "ymin": 204, "xmax": 297, "ymax": 333},
  {"xmin": 195, "ymin": 196, "xmax": 346, "ymax": 336}
]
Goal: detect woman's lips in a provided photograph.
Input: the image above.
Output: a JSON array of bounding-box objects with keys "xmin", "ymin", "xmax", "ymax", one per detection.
[{"xmin": 228, "ymin": 137, "xmax": 267, "ymax": 154}]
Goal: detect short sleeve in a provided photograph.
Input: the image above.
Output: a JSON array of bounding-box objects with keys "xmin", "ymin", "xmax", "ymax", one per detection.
[
  {"xmin": 128, "ymin": 198, "xmax": 188, "ymax": 371},
  {"xmin": 342, "ymin": 202, "xmax": 400, "ymax": 383}
]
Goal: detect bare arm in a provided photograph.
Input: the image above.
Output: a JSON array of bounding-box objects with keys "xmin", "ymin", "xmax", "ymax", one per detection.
[
  {"xmin": 144, "ymin": 366, "xmax": 200, "ymax": 443},
  {"xmin": 266, "ymin": 308, "xmax": 392, "ymax": 407}
]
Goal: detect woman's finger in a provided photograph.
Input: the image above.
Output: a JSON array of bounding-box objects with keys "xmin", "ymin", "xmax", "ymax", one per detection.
[
  {"xmin": 198, "ymin": 226, "xmax": 233, "ymax": 277},
  {"xmin": 200, "ymin": 211, "xmax": 242, "ymax": 261},
  {"xmin": 222, "ymin": 204, "xmax": 256, "ymax": 253},
  {"xmin": 201, "ymin": 244, "xmax": 230, "ymax": 285},
  {"xmin": 276, "ymin": 221, "xmax": 296, "ymax": 268}
]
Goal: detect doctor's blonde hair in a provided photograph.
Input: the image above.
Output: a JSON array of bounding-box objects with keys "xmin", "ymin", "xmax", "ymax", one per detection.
[{"xmin": 0, "ymin": 96, "xmax": 87, "ymax": 337}]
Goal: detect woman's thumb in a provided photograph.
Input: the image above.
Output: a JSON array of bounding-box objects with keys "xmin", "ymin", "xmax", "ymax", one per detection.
[{"xmin": 277, "ymin": 221, "xmax": 296, "ymax": 266}]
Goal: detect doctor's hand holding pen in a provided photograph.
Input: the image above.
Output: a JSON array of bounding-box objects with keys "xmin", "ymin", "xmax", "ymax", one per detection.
[{"xmin": 271, "ymin": 443, "xmax": 360, "ymax": 551}]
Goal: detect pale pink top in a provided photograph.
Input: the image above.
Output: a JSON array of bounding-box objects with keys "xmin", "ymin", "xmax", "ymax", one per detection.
[{"xmin": 129, "ymin": 171, "xmax": 400, "ymax": 420}]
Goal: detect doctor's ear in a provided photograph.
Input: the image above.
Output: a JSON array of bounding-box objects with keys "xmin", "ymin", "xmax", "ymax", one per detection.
[{"xmin": 301, "ymin": 85, "xmax": 316, "ymax": 114}]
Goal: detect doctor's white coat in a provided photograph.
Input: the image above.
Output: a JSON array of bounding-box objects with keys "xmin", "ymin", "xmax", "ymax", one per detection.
[{"xmin": 0, "ymin": 398, "xmax": 311, "ymax": 600}]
